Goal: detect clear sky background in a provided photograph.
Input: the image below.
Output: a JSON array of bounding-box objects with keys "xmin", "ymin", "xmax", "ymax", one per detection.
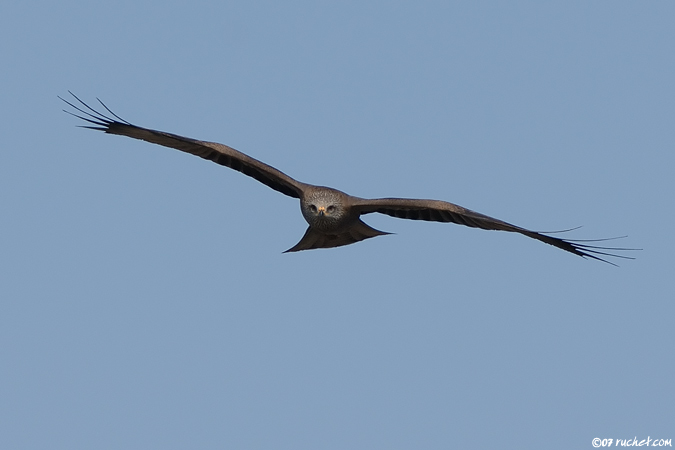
[{"xmin": 1, "ymin": 1, "xmax": 673, "ymax": 449}]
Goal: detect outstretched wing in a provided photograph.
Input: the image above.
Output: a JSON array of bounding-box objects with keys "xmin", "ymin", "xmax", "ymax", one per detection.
[
  {"xmin": 352, "ymin": 197, "xmax": 635, "ymax": 264},
  {"xmin": 60, "ymin": 92, "xmax": 307, "ymax": 199}
]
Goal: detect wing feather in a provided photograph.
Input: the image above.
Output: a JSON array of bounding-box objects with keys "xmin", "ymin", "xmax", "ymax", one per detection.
[
  {"xmin": 353, "ymin": 197, "xmax": 635, "ymax": 265},
  {"xmin": 60, "ymin": 93, "xmax": 307, "ymax": 199}
]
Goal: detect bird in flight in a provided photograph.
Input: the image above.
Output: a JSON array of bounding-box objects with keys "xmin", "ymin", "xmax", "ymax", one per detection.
[{"xmin": 61, "ymin": 92, "xmax": 634, "ymax": 264}]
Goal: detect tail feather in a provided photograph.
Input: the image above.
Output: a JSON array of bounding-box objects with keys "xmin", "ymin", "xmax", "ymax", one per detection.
[{"xmin": 284, "ymin": 220, "xmax": 390, "ymax": 252}]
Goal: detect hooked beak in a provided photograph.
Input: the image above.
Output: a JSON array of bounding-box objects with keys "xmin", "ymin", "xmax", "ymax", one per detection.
[{"xmin": 318, "ymin": 206, "xmax": 326, "ymax": 216}]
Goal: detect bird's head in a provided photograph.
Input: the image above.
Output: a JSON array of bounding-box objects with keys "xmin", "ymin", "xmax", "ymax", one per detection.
[{"xmin": 301, "ymin": 187, "xmax": 348, "ymax": 229}]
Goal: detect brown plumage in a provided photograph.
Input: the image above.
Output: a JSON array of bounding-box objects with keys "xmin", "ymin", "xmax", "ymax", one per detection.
[{"xmin": 60, "ymin": 93, "xmax": 635, "ymax": 264}]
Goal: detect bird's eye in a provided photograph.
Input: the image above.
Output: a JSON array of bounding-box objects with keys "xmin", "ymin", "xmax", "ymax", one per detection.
[
  {"xmin": 309, "ymin": 204, "xmax": 317, "ymax": 212},
  {"xmin": 326, "ymin": 205, "xmax": 335, "ymax": 213}
]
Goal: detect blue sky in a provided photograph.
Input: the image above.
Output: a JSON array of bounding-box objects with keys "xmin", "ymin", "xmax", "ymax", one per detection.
[{"xmin": 1, "ymin": 1, "xmax": 673, "ymax": 449}]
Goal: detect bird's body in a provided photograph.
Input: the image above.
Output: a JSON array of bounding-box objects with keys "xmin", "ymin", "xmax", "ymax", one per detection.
[{"xmin": 61, "ymin": 93, "xmax": 634, "ymax": 264}]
